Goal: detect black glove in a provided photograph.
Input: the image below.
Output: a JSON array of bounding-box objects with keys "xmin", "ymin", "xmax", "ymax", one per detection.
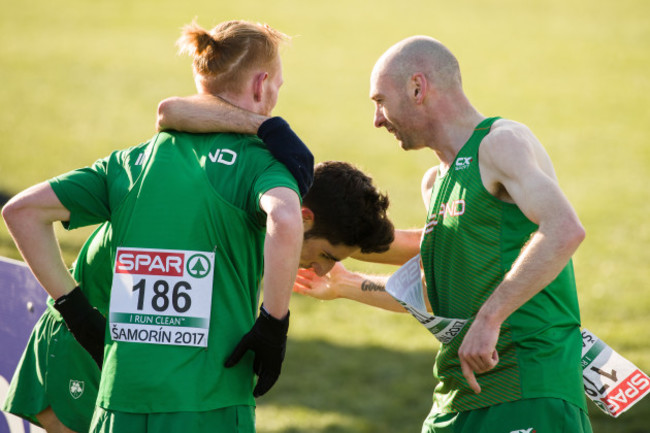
[
  {"xmin": 224, "ymin": 305, "xmax": 290, "ymax": 397},
  {"xmin": 54, "ymin": 286, "xmax": 106, "ymax": 370},
  {"xmin": 257, "ymin": 117, "xmax": 314, "ymax": 197}
]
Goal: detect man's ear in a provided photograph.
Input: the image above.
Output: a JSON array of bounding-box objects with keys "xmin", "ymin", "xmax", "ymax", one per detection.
[
  {"xmin": 253, "ymin": 72, "xmax": 269, "ymax": 102},
  {"xmin": 301, "ymin": 207, "xmax": 315, "ymax": 231},
  {"xmin": 410, "ymin": 73, "xmax": 427, "ymax": 104}
]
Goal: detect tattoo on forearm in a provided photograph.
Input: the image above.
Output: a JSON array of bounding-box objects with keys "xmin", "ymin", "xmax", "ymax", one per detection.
[{"xmin": 361, "ymin": 280, "xmax": 385, "ymax": 292}]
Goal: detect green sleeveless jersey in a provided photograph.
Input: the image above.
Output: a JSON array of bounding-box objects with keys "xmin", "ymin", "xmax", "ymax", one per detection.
[
  {"xmin": 50, "ymin": 131, "xmax": 298, "ymax": 413},
  {"xmin": 420, "ymin": 117, "xmax": 585, "ymax": 413}
]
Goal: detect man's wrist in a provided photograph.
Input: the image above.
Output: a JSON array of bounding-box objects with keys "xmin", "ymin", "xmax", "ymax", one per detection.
[
  {"xmin": 256, "ymin": 117, "xmax": 314, "ymax": 197},
  {"xmin": 342, "ymin": 272, "xmax": 374, "ymax": 300},
  {"xmin": 54, "ymin": 286, "xmax": 92, "ymax": 324},
  {"xmin": 258, "ymin": 304, "xmax": 290, "ymax": 342},
  {"xmin": 256, "ymin": 116, "xmax": 287, "ymax": 137},
  {"xmin": 474, "ymin": 305, "xmax": 504, "ymax": 329},
  {"xmin": 260, "ymin": 304, "xmax": 289, "ymax": 322}
]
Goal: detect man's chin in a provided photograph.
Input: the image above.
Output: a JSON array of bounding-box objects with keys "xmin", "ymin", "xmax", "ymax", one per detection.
[{"xmin": 399, "ymin": 139, "xmax": 425, "ymax": 151}]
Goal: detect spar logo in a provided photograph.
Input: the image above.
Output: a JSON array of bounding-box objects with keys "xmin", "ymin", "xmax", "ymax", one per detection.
[
  {"xmin": 600, "ymin": 370, "xmax": 650, "ymax": 416},
  {"xmin": 115, "ymin": 249, "xmax": 184, "ymax": 276},
  {"xmin": 186, "ymin": 253, "xmax": 211, "ymax": 278}
]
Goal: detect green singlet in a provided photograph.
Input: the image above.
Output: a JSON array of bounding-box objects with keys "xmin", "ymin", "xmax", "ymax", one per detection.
[{"xmin": 420, "ymin": 117, "xmax": 586, "ymax": 414}]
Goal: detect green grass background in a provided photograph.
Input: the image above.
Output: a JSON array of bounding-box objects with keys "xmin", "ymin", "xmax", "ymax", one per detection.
[{"xmin": 1, "ymin": 0, "xmax": 648, "ymax": 431}]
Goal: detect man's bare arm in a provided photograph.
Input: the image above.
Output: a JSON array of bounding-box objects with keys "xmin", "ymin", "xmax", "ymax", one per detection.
[
  {"xmin": 421, "ymin": 165, "xmax": 438, "ymax": 210},
  {"xmin": 224, "ymin": 186, "xmax": 301, "ymax": 396},
  {"xmin": 2, "ymin": 182, "xmax": 76, "ymax": 299},
  {"xmin": 259, "ymin": 187, "xmax": 303, "ymax": 318},
  {"xmin": 2, "ymin": 182, "xmax": 106, "ymax": 367},
  {"xmin": 293, "ymin": 262, "xmax": 429, "ymax": 313},
  {"xmin": 157, "ymin": 95, "xmax": 314, "ymax": 196},
  {"xmin": 351, "ymin": 229, "xmax": 422, "ymax": 266},
  {"xmin": 157, "ymin": 94, "xmax": 267, "ymax": 134}
]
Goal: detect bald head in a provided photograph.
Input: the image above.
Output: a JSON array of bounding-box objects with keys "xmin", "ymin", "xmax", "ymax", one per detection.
[
  {"xmin": 372, "ymin": 36, "xmax": 462, "ymax": 92},
  {"xmin": 370, "ymin": 36, "xmax": 479, "ymax": 151}
]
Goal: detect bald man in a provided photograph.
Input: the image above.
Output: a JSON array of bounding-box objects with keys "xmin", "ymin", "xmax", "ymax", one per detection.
[{"xmin": 292, "ymin": 36, "xmax": 593, "ymax": 433}]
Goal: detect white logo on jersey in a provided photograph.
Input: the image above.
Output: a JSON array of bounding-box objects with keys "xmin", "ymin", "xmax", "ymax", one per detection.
[
  {"xmin": 135, "ymin": 151, "xmax": 150, "ymax": 166},
  {"xmin": 69, "ymin": 380, "xmax": 85, "ymax": 399},
  {"xmin": 510, "ymin": 429, "xmax": 535, "ymax": 433},
  {"xmin": 455, "ymin": 157, "xmax": 473, "ymax": 170},
  {"xmin": 208, "ymin": 149, "xmax": 237, "ymax": 165},
  {"xmin": 424, "ymin": 200, "xmax": 466, "ymax": 234}
]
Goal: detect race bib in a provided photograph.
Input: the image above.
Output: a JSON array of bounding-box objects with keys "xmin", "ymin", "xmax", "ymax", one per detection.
[
  {"xmin": 109, "ymin": 247, "xmax": 215, "ymax": 347},
  {"xmin": 385, "ymin": 254, "xmax": 466, "ymax": 344},
  {"xmin": 386, "ymin": 254, "xmax": 649, "ymax": 417},
  {"xmin": 581, "ymin": 329, "xmax": 650, "ymax": 417}
]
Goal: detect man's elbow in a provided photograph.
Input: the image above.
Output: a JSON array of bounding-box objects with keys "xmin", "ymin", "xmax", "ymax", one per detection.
[
  {"xmin": 561, "ymin": 217, "xmax": 586, "ymax": 254},
  {"xmin": 272, "ymin": 209, "xmax": 303, "ymax": 234},
  {"xmin": 1, "ymin": 196, "xmax": 41, "ymax": 238},
  {"xmin": 156, "ymin": 97, "xmax": 181, "ymax": 131},
  {"xmin": 268, "ymin": 207, "xmax": 303, "ymax": 243},
  {"xmin": 2, "ymin": 196, "xmax": 23, "ymax": 229}
]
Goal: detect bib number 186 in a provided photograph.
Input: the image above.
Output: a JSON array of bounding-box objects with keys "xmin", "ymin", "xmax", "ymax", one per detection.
[
  {"xmin": 109, "ymin": 247, "xmax": 215, "ymax": 348},
  {"xmin": 132, "ymin": 279, "xmax": 191, "ymax": 313}
]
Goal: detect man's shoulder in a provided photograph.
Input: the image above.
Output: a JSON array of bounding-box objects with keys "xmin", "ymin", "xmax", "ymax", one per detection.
[
  {"xmin": 481, "ymin": 118, "xmax": 541, "ymax": 158},
  {"xmin": 487, "ymin": 118, "xmax": 532, "ymax": 142},
  {"xmin": 479, "ymin": 117, "xmax": 553, "ymax": 194}
]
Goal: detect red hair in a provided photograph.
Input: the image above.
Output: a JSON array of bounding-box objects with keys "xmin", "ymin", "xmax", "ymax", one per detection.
[{"xmin": 177, "ymin": 20, "xmax": 289, "ymax": 92}]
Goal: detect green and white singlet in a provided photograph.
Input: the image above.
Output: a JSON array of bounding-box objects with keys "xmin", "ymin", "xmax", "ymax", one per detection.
[
  {"xmin": 420, "ymin": 117, "xmax": 586, "ymax": 413},
  {"xmin": 49, "ymin": 131, "xmax": 298, "ymax": 414}
]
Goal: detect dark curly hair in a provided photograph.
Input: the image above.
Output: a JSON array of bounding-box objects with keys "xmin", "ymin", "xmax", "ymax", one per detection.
[{"xmin": 303, "ymin": 161, "xmax": 394, "ymax": 254}]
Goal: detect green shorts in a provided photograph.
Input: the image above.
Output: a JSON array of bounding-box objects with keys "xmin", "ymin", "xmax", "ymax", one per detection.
[
  {"xmin": 1, "ymin": 307, "xmax": 100, "ymax": 432},
  {"xmin": 90, "ymin": 406, "xmax": 255, "ymax": 433},
  {"xmin": 421, "ymin": 398, "xmax": 592, "ymax": 433}
]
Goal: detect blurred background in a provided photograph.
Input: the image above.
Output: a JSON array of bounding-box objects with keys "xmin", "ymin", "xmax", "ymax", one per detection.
[{"xmin": 1, "ymin": 0, "xmax": 648, "ymax": 431}]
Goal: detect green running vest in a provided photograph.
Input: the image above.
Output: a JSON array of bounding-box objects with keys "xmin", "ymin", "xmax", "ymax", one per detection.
[{"xmin": 420, "ymin": 117, "xmax": 586, "ymax": 413}]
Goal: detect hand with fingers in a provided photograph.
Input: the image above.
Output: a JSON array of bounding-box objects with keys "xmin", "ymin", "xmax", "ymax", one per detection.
[
  {"xmin": 457, "ymin": 318, "xmax": 500, "ymax": 394},
  {"xmin": 225, "ymin": 305, "xmax": 290, "ymax": 398},
  {"xmin": 293, "ymin": 262, "xmax": 348, "ymax": 300}
]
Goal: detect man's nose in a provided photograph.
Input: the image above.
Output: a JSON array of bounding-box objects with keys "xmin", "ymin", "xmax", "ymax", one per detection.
[{"xmin": 374, "ymin": 106, "xmax": 386, "ymax": 128}]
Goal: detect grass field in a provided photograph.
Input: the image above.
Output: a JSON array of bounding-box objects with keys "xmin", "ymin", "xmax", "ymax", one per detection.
[{"xmin": 1, "ymin": 0, "xmax": 649, "ymax": 431}]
